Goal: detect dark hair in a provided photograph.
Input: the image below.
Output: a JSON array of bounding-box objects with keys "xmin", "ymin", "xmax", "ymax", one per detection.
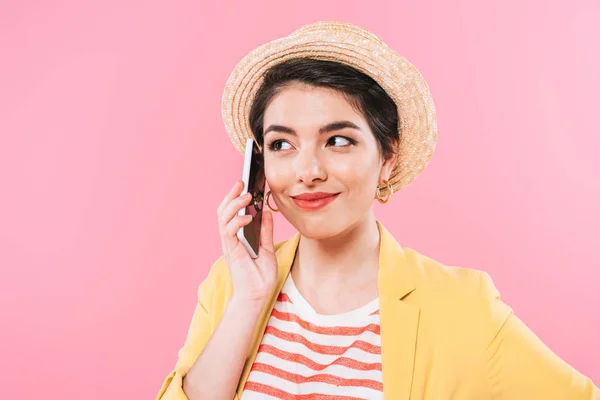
[{"xmin": 248, "ymin": 58, "xmax": 399, "ymax": 160}]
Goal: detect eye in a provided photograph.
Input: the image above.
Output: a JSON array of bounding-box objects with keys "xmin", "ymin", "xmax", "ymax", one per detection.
[
  {"xmin": 327, "ymin": 136, "xmax": 355, "ymax": 147},
  {"xmin": 268, "ymin": 140, "xmax": 293, "ymax": 151}
]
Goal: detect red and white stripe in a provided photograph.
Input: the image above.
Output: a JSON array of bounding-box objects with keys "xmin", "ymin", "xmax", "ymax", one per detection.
[{"xmin": 241, "ymin": 275, "xmax": 383, "ymax": 400}]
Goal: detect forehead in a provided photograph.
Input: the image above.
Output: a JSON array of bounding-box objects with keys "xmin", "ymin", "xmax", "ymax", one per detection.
[{"xmin": 263, "ymin": 83, "xmax": 364, "ymax": 126}]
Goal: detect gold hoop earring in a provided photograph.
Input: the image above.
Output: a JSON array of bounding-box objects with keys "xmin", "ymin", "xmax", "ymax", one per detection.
[
  {"xmin": 265, "ymin": 191, "xmax": 280, "ymax": 212},
  {"xmin": 375, "ymin": 181, "xmax": 394, "ymax": 204}
]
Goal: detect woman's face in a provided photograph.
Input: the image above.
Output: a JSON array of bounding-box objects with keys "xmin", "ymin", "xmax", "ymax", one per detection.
[{"xmin": 263, "ymin": 82, "xmax": 396, "ymax": 239}]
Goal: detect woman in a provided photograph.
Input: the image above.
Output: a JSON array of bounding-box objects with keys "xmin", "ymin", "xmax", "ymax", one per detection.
[{"xmin": 157, "ymin": 22, "xmax": 598, "ymax": 399}]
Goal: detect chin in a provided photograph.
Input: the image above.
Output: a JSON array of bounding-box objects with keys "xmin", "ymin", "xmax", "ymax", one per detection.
[{"xmin": 284, "ymin": 210, "xmax": 351, "ymax": 240}]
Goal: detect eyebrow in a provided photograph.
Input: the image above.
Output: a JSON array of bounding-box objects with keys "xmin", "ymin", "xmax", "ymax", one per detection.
[{"xmin": 263, "ymin": 120, "xmax": 362, "ymax": 136}]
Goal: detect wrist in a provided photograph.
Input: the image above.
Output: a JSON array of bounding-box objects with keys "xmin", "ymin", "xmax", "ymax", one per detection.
[{"xmin": 228, "ymin": 294, "xmax": 267, "ymax": 316}]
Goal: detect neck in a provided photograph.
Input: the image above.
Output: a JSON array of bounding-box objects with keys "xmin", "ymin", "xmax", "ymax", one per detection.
[{"xmin": 292, "ymin": 210, "xmax": 381, "ymax": 287}]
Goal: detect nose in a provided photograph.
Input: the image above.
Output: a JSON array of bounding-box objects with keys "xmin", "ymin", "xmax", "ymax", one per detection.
[{"xmin": 294, "ymin": 147, "xmax": 327, "ymax": 184}]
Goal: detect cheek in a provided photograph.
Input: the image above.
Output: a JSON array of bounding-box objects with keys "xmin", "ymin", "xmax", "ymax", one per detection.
[
  {"xmin": 264, "ymin": 156, "xmax": 292, "ymax": 191},
  {"xmin": 329, "ymin": 156, "xmax": 379, "ymax": 190}
]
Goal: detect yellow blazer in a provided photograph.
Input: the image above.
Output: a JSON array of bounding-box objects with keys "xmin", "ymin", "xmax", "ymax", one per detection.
[{"xmin": 157, "ymin": 222, "xmax": 599, "ymax": 399}]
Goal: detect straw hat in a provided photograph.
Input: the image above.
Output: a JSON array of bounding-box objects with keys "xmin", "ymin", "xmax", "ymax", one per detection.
[{"xmin": 221, "ymin": 21, "xmax": 438, "ymax": 193}]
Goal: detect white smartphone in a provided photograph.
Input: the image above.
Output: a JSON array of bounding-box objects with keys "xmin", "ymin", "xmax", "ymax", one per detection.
[{"xmin": 237, "ymin": 139, "xmax": 266, "ymax": 258}]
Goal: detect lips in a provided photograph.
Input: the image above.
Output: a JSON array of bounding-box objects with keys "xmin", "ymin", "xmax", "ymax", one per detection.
[
  {"xmin": 292, "ymin": 192, "xmax": 338, "ymax": 200},
  {"xmin": 291, "ymin": 192, "xmax": 340, "ymax": 210}
]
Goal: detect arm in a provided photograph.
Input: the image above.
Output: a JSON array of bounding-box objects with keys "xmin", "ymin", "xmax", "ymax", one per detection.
[
  {"xmin": 155, "ymin": 261, "xmax": 266, "ymax": 400},
  {"xmin": 481, "ymin": 273, "xmax": 600, "ymax": 399},
  {"xmin": 182, "ymin": 296, "xmax": 264, "ymax": 400}
]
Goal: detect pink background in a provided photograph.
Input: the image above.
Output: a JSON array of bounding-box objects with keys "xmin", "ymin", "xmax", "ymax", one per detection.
[{"xmin": 1, "ymin": 0, "xmax": 598, "ymax": 398}]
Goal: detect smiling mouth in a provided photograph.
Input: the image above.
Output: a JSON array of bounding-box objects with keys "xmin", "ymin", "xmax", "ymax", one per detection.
[{"xmin": 291, "ymin": 192, "xmax": 340, "ymax": 210}]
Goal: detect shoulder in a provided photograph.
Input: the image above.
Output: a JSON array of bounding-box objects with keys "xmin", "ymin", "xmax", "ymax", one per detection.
[
  {"xmin": 402, "ymin": 247, "xmax": 513, "ymax": 342},
  {"xmin": 402, "ymin": 246, "xmax": 509, "ymax": 306},
  {"xmin": 403, "ymin": 247, "xmax": 484, "ymax": 297}
]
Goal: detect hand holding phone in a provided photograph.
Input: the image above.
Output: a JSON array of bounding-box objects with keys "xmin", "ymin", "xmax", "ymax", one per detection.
[
  {"xmin": 216, "ymin": 139, "xmax": 278, "ymax": 305},
  {"xmin": 237, "ymin": 139, "xmax": 267, "ymax": 258}
]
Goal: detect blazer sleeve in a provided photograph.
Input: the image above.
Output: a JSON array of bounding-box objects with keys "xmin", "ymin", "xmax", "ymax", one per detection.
[
  {"xmin": 481, "ymin": 272, "xmax": 600, "ymax": 399},
  {"xmin": 155, "ymin": 265, "xmax": 218, "ymax": 400}
]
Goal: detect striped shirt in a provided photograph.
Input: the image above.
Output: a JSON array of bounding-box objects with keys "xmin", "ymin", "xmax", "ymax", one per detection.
[{"xmin": 241, "ymin": 273, "xmax": 383, "ymax": 399}]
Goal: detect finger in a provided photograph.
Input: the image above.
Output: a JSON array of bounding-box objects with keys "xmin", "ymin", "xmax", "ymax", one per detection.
[
  {"xmin": 222, "ymin": 214, "xmax": 253, "ymax": 252},
  {"xmin": 220, "ymin": 192, "xmax": 253, "ymax": 228},
  {"xmin": 259, "ymin": 209, "xmax": 275, "ymax": 254},
  {"xmin": 217, "ymin": 180, "xmax": 244, "ymax": 216},
  {"xmin": 217, "ymin": 181, "xmax": 245, "ymax": 256},
  {"xmin": 224, "ymin": 214, "xmax": 253, "ymax": 236}
]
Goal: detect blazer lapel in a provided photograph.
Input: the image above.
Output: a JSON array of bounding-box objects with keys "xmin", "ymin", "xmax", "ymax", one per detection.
[{"xmin": 377, "ymin": 222, "xmax": 420, "ymax": 400}]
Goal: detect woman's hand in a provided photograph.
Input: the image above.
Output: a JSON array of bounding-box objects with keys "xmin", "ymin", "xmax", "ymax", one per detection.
[{"xmin": 217, "ymin": 180, "xmax": 279, "ymax": 306}]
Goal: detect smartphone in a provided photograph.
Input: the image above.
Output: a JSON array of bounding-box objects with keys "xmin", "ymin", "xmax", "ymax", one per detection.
[{"xmin": 237, "ymin": 139, "xmax": 266, "ymax": 258}]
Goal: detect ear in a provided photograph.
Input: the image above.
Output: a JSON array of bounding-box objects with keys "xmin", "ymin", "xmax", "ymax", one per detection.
[{"xmin": 378, "ymin": 151, "xmax": 398, "ymax": 184}]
